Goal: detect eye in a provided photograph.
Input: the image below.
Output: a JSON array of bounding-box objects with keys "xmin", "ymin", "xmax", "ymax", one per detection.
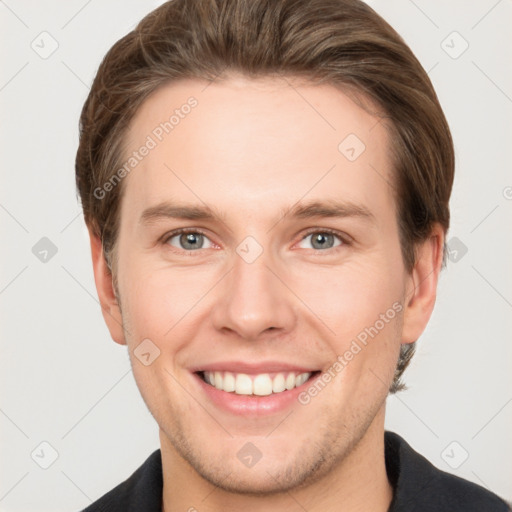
[
  {"xmin": 297, "ymin": 230, "xmax": 344, "ymax": 250},
  {"xmin": 165, "ymin": 230, "xmax": 213, "ymax": 251}
]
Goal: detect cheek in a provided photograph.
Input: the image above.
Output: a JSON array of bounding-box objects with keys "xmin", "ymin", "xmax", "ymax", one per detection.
[
  {"xmin": 290, "ymin": 257, "xmax": 405, "ymax": 391},
  {"xmin": 121, "ymin": 267, "xmax": 197, "ymax": 412},
  {"xmin": 292, "ymin": 259, "xmax": 404, "ymax": 337},
  {"xmin": 120, "ymin": 262, "xmax": 214, "ymax": 341}
]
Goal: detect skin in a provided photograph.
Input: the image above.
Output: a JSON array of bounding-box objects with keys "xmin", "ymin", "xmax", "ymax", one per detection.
[{"xmin": 89, "ymin": 75, "xmax": 444, "ymax": 512}]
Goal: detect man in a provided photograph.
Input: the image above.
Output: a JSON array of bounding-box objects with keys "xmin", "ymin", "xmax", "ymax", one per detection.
[{"xmin": 75, "ymin": 0, "xmax": 510, "ymax": 510}]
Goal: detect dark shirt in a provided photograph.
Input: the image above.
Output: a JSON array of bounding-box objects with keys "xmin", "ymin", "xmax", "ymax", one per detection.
[{"xmin": 80, "ymin": 431, "xmax": 510, "ymax": 511}]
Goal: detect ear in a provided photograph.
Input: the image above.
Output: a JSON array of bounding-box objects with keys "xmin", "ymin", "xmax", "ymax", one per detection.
[
  {"xmin": 401, "ymin": 224, "xmax": 445, "ymax": 345},
  {"xmin": 88, "ymin": 227, "xmax": 126, "ymax": 345}
]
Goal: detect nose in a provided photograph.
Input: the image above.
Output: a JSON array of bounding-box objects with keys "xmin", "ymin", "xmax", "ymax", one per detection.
[{"xmin": 211, "ymin": 247, "xmax": 297, "ymax": 341}]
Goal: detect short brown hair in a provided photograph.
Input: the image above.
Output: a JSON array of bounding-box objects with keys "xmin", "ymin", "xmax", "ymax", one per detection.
[{"xmin": 75, "ymin": 0, "xmax": 454, "ymax": 394}]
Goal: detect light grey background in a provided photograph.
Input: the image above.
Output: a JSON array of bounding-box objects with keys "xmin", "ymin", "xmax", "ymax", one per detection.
[{"xmin": 1, "ymin": 1, "xmax": 511, "ymax": 511}]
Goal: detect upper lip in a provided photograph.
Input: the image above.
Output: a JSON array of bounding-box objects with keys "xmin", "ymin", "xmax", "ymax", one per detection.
[{"xmin": 190, "ymin": 361, "xmax": 319, "ymax": 374}]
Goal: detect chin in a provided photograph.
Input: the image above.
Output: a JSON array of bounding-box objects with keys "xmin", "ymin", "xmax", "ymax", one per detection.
[{"xmin": 197, "ymin": 462, "xmax": 314, "ymax": 496}]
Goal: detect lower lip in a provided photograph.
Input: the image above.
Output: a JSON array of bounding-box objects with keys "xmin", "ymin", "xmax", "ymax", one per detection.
[{"xmin": 193, "ymin": 372, "xmax": 319, "ymax": 416}]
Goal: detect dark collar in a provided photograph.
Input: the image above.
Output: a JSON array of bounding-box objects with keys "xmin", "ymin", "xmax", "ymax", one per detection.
[
  {"xmin": 82, "ymin": 431, "xmax": 510, "ymax": 511},
  {"xmin": 384, "ymin": 431, "xmax": 510, "ymax": 511}
]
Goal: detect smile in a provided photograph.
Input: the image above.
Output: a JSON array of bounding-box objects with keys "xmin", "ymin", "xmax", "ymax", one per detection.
[{"xmin": 198, "ymin": 370, "xmax": 319, "ymax": 396}]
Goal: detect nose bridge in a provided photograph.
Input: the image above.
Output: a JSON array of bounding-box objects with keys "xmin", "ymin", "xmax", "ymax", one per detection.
[{"xmin": 211, "ymin": 242, "xmax": 296, "ymax": 340}]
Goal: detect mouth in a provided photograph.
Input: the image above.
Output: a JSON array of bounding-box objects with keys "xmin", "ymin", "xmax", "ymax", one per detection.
[{"xmin": 196, "ymin": 370, "xmax": 321, "ymax": 396}]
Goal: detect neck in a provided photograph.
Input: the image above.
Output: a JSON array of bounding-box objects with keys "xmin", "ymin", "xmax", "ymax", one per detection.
[{"xmin": 160, "ymin": 406, "xmax": 393, "ymax": 512}]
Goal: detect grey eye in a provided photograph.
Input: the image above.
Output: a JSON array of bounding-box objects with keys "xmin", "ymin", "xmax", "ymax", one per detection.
[
  {"xmin": 298, "ymin": 232, "xmax": 342, "ymax": 250},
  {"xmin": 168, "ymin": 232, "xmax": 212, "ymax": 250}
]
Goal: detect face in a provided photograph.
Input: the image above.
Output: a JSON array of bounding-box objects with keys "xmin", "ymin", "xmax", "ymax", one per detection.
[{"xmin": 92, "ymin": 75, "xmax": 440, "ymax": 494}]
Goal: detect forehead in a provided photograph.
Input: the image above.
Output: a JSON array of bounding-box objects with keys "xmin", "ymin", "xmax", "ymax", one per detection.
[{"xmin": 120, "ymin": 75, "xmax": 395, "ymax": 228}]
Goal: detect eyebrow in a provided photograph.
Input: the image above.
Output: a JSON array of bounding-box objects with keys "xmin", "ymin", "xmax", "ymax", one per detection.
[
  {"xmin": 139, "ymin": 199, "xmax": 375, "ymax": 226},
  {"xmin": 285, "ymin": 200, "xmax": 375, "ymax": 222},
  {"xmin": 139, "ymin": 203, "xmax": 218, "ymax": 225}
]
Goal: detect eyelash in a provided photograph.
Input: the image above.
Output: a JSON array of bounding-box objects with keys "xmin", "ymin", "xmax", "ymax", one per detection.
[{"xmin": 161, "ymin": 227, "xmax": 351, "ymax": 253}]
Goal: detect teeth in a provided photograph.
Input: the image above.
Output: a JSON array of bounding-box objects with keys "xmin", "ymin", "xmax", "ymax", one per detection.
[
  {"xmin": 202, "ymin": 371, "xmax": 312, "ymax": 395},
  {"xmin": 235, "ymin": 373, "xmax": 253, "ymax": 395},
  {"xmin": 295, "ymin": 373, "xmax": 308, "ymax": 387},
  {"xmin": 272, "ymin": 373, "xmax": 286, "ymax": 393},
  {"xmin": 253, "ymin": 374, "xmax": 273, "ymax": 396},
  {"xmin": 223, "ymin": 372, "xmax": 235, "ymax": 392}
]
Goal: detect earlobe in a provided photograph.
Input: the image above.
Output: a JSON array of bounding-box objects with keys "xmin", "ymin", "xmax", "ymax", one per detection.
[
  {"xmin": 401, "ymin": 224, "xmax": 445, "ymax": 345},
  {"xmin": 88, "ymin": 227, "xmax": 126, "ymax": 345}
]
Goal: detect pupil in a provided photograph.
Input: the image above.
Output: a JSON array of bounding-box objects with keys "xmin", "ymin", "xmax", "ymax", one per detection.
[
  {"xmin": 181, "ymin": 233, "xmax": 202, "ymax": 249},
  {"xmin": 312, "ymin": 233, "xmax": 333, "ymax": 249}
]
